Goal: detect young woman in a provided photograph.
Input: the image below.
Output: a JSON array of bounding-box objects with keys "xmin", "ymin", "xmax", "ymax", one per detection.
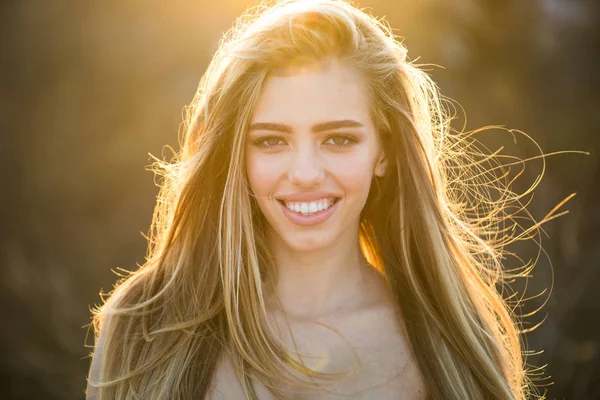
[{"xmin": 87, "ymin": 0, "xmax": 548, "ymax": 398}]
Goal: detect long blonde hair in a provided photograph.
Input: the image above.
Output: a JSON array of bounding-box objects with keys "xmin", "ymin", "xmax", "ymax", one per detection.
[{"xmin": 88, "ymin": 0, "xmax": 556, "ymax": 398}]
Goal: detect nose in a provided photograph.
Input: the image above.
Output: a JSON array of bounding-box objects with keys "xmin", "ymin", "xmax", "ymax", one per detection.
[{"xmin": 288, "ymin": 144, "xmax": 325, "ymax": 188}]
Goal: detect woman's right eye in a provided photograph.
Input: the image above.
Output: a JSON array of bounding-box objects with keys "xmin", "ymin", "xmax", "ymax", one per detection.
[{"xmin": 254, "ymin": 136, "xmax": 286, "ymax": 148}]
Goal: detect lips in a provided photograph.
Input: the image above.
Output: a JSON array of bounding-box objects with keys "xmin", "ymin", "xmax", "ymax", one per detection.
[
  {"xmin": 275, "ymin": 190, "xmax": 341, "ymax": 203},
  {"xmin": 275, "ymin": 197, "xmax": 341, "ymax": 207},
  {"xmin": 275, "ymin": 197, "xmax": 341, "ymax": 226}
]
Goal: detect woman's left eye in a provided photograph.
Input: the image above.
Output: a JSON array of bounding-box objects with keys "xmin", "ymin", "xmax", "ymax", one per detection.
[{"xmin": 324, "ymin": 135, "xmax": 355, "ymax": 146}]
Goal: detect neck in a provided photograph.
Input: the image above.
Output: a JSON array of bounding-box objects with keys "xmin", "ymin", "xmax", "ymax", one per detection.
[{"xmin": 265, "ymin": 225, "xmax": 380, "ymax": 319}]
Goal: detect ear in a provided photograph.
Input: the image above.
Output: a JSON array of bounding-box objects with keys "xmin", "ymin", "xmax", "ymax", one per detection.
[{"xmin": 374, "ymin": 152, "xmax": 388, "ymax": 177}]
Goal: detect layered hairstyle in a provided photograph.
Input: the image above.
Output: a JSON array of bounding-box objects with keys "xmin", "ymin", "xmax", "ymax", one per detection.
[{"xmin": 88, "ymin": 0, "xmax": 553, "ymax": 398}]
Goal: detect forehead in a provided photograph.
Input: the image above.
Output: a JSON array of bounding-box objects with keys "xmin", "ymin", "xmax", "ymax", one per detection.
[{"xmin": 250, "ymin": 60, "xmax": 373, "ymax": 129}]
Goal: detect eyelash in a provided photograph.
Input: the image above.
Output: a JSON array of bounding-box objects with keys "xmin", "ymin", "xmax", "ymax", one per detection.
[{"xmin": 252, "ymin": 134, "xmax": 357, "ymax": 149}]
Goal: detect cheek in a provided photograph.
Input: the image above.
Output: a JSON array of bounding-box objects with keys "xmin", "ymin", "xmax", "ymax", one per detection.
[
  {"xmin": 246, "ymin": 152, "xmax": 282, "ymax": 196},
  {"xmin": 330, "ymin": 152, "xmax": 375, "ymax": 195}
]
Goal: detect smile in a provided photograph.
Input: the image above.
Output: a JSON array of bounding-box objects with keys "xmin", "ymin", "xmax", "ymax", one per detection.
[
  {"xmin": 276, "ymin": 197, "xmax": 341, "ymax": 226},
  {"xmin": 279, "ymin": 198, "xmax": 337, "ymax": 215}
]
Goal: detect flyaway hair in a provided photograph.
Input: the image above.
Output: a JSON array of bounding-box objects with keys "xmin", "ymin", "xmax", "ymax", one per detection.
[{"xmin": 88, "ymin": 1, "xmax": 572, "ymax": 398}]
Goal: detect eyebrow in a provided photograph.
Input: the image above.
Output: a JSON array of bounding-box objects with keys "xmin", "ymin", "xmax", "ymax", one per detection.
[{"xmin": 248, "ymin": 119, "xmax": 364, "ymax": 134}]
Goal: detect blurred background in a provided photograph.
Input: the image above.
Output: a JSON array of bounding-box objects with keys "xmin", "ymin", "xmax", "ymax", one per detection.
[{"xmin": 1, "ymin": 0, "xmax": 598, "ymax": 398}]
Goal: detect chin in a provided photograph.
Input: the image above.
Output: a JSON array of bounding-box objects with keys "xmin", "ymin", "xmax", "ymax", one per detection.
[
  {"xmin": 285, "ymin": 239, "xmax": 330, "ymax": 253},
  {"xmin": 279, "ymin": 229, "xmax": 338, "ymax": 253}
]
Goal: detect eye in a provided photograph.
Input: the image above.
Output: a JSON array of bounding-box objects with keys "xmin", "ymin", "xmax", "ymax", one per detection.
[
  {"xmin": 253, "ymin": 136, "xmax": 286, "ymax": 148},
  {"xmin": 323, "ymin": 134, "xmax": 356, "ymax": 147}
]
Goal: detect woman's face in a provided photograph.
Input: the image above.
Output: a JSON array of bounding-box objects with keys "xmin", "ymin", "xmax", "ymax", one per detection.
[{"xmin": 245, "ymin": 59, "xmax": 386, "ymax": 253}]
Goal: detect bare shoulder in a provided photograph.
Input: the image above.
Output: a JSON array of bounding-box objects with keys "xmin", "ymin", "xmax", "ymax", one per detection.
[
  {"xmin": 86, "ymin": 315, "xmax": 108, "ymax": 399},
  {"xmin": 86, "ymin": 293, "xmax": 122, "ymax": 400}
]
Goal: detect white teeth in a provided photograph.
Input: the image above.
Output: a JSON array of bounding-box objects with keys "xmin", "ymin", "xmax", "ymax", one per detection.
[{"xmin": 283, "ymin": 198, "xmax": 337, "ymax": 216}]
